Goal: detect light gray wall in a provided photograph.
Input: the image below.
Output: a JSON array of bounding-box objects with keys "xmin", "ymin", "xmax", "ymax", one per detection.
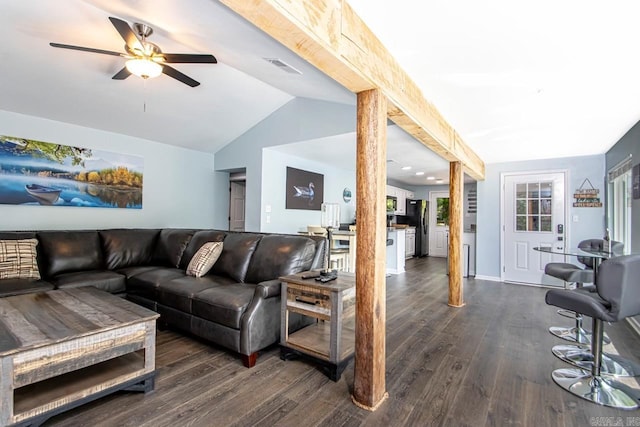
[
  {"xmin": 214, "ymin": 98, "xmax": 356, "ymax": 231},
  {"xmin": 606, "ymin": 120, "xmax": 640, "ymax": 252},
  {"xmin": 0, "ymin": 110, "xmax": 216, "ymax": 230},
  {"xmin": 261, "ymin": 149, "xmax": 356, "ymax": 233},
  {"xmin": 476, "ymin": 154, "xmax": 605, "ymax": 279}
]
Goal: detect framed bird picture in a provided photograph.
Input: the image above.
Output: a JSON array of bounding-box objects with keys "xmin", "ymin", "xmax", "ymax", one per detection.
[{"xmin": 285, "ymin": 166, "xmax": 324, "ymax": 210}]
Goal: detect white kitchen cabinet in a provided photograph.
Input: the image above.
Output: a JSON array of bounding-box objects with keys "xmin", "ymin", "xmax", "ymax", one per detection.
[
  {"xmin": 405, "ymin": 228, "xmax": 416, "ymax": 258},
  {"xmin": 386, "ymin": 185, "xmax": 412, "ymax": 215},
  {"xmin": 396, "ymin": 191, "xmax": 406, "ymax": 215}
]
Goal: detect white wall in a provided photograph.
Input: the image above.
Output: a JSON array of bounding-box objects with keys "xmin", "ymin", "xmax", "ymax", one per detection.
[
  {"xmin": 261, "ymin": 148, "xmax": 356, "ymax": 233},
  {"xmin": 0, "ymin": 110, "xmax": 216, "ymax": 230}
]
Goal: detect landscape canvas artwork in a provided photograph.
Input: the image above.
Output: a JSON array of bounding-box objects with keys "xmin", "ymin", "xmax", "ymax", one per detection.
[
  {"xmin": 0, "ymin": 134, "xmax": 143, "ymax": 209},
  {"xmin": 285, "ymin": 167, "xmax": 324, "ymax": 211}
]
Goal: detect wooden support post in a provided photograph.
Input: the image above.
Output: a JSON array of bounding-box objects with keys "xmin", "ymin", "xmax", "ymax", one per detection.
[
  {"xmin": 448, "ymin": 161, "xmax": 465, "ymax": 307},
  {"xmin": 352, "ymin": 89, "xmax": 388, "ymax": 411}
]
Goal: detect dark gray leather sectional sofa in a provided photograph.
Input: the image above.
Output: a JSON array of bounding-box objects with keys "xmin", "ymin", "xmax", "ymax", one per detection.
[{"xmin": 0, "ymin": 229, "xmax": 326, "ymax": 367}]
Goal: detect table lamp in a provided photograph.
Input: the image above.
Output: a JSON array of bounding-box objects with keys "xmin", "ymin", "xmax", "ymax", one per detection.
[{"xmin": 320, "ymin": 202, "xmax": 340, "ymax": 277}]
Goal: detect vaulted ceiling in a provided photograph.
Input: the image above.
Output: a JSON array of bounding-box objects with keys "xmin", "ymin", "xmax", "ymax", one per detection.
[{"xmin": 2, "ymin": 0, "xmax": 638, "ymax": 186}]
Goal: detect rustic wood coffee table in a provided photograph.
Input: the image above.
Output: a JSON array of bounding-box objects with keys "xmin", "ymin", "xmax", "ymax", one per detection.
[{"xmin": 0, "ymin": 287, "xmax": 159, "ymax": 426}]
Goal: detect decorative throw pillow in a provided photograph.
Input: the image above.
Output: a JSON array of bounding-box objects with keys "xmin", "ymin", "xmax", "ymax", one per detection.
[
  {"xmin": 0, "ymin": 239, "xmax": 41, "ymax": 280},
  {"xmin": 186, "ymin": 242, "xmax": 223, "ymax": 278}
]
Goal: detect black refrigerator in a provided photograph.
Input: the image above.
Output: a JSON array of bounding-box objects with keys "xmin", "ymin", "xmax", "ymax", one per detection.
[{"xmin": 403, "ymin": 199, "xmax": 429, "ymax": 257}]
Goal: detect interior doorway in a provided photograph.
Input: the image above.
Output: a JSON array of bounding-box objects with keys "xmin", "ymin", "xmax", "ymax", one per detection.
[
  {"xmin": 429, "ymin": 191, "xmax": 449, "ymax": 257},
  {"xmin": 229, "ymin": 172, "xmax": 246, "ymax": 232}
]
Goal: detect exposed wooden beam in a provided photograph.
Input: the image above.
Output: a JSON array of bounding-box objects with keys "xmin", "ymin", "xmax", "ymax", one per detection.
[
  {"xmin": 448, "ymin": 161, "xmax": 465, "ymax": 307},
  {"xmin": 218, "ymin": 0, "xmax": 485, "ymax": 181},
  {"xmin": 352, "ymin": 88, "xmax": 388, "ymax": 410}
]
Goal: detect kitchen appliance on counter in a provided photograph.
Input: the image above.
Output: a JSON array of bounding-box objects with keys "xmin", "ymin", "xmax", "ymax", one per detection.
[{"xmin": 396, "ymin": 199, "xmax": 428, "ymax": 257}]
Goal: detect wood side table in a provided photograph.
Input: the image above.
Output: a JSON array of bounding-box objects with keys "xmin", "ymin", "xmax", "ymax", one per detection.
[{"xmin": 279, "ymin": 272, "xmax": 355, "ymax": 381}]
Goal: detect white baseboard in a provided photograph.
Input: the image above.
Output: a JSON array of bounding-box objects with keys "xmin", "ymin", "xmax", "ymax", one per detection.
[{"xmin": 473, "ymin": 275, "xmax": 502, "ymax": 282}]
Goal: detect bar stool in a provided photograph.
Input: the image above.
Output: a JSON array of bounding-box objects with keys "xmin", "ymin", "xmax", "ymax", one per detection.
[
  {"xmin": 545, "ymin": 254, "xmax": 640, "ymax": 409},
  {"xmin": 545, "ymin": 239, "xmax": 623, "ymax": 345}
]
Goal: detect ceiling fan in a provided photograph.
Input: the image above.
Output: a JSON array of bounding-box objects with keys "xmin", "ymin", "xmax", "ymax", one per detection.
[{"xmin": 50, "ymin": 17, "xmax": 217, "ymax": 87}]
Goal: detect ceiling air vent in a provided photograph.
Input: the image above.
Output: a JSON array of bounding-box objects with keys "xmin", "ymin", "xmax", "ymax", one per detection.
[{"xmin": 263, "ymin": 58, "xmax": 302, "ymax": 75}]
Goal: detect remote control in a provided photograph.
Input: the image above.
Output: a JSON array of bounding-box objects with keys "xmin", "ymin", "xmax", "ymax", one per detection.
[
  {"xmin": 315, "ymin": 275, "xmax": 337, "ymax": 283},
  {"xmin": 301, "ymin": 271, "xmax": 321, "ymax": 279}
]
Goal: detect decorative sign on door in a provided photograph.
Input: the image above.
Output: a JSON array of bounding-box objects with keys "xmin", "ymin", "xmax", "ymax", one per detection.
[{"xmin": 573, "ymin": 178, "xmax": 602, "ymax": 207}]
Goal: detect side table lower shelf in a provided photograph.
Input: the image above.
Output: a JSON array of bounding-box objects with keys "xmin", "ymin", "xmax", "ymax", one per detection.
[{"xmin": 284, "ymin": 320, "xmax": 355, "ymax": 362}]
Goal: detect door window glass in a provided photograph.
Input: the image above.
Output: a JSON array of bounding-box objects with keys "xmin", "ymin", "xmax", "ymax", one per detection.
[
  {"xmin": 515, "ymin": 181, "xmax": 552, "ymax": 232},
  {"xmin": 436, "ymin": 197, "xmax": 449, "ymax": 226}
]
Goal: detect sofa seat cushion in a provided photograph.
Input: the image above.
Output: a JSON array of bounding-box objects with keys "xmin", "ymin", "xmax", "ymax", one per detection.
[
  {"xmin": 100, "ymin": 229, "xmax": 160, "ymax": 270},
  {"xmin": 51, "ymin": 270, "xmax": 126, "ymax": 294},
  {"xmin": 158, "ymin": 275, "xmax": 237, "ymax": 313},
  {"xmin": 192, "ymin": 283, "xmax": 256, "ymax": 329},
  {"xmin": 116, "ymin": 265, "xmax": 163, "ymax": 279},
  {"xmin": 38, "ymin": 231, "xmax": 103, "ymax": 278},
  {"xmin": 125, "ymin": 268, "xmax": 186, "ymax": 300},
  {"xmin": 0, "ymin": 279, "xmax": 54, "ymax": 297}
]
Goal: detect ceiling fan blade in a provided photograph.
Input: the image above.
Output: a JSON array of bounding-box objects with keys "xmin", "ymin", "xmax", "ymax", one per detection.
[
  {"xmin": 112, "ymin": 67, "xmax": 131, "ymax": 80},
  {"xmin": 162, "ymin": 53, "xmax": 217, "ymax": 64},
  {"xmin": 108, "ymin": 17, "xmax": 143, "ymax": 52},
  {"xmin": 162, "ymin": 65, "xmax": 200, "ymax": 87},
  {"xmin": 49, "ymin": 42, "xmax": 123, "ymax": 57}
]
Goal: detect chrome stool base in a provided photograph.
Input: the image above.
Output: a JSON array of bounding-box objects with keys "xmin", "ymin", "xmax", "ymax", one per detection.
[
  {"xmin": 552, "ymin": 345, "xmax": 640, "ymax": 377},
  {"xmin": 549, "ymin": 326, "xmax": 611, "ymax": 345},
  {"xmin": 552, "ymin": 368, "xmax": 639, "ymax": 410}
]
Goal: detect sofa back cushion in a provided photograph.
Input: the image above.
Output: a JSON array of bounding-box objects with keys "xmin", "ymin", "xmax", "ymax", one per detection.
[
  {"xmin": 0, "ymin": 232, "xmax": 38, "ymax": 240},
  {"xmin": 100, "ymin": 229, "xmax": 160, "ymax": 270},
  {"xmin": 153, "ymin": 229, "xmax": 195, "ymax": 268},
  {"xmin": 180, "ymin": 230, "xmax": 227, "ymax": 270},
  {"xmin": 38, "ymin": 231, "xmax": 103, "ymax": 277},
  {"xmin": 211, "ymin": 232, "xmax": 262, "ymax": 283},
  {"xmin": 245, "ymin": 235, "xmax": 317, "ymax": 284}
]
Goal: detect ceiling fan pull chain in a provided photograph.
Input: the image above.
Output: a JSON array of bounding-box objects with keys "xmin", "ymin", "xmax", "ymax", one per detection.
[{"xmin": 143, "ymin": 78, "xmax": 147, "ymax": 113}]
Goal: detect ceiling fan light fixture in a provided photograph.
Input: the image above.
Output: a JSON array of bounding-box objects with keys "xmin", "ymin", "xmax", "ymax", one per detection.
[{"xmin": 125, "ymin": 58, "xmax": 163, "ymax": 79}]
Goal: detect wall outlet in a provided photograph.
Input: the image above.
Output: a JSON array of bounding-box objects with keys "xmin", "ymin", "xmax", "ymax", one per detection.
[
  {"xmin": 265, "ymin": 204, "xmax": 272, "ymax": 213},
  {"xmin": 572, "ymin": 215, "xmax": 579, "ymax": 222},
  {"xmin": 266, "ymin": 214, "xmax": 271, "ymax": 224}
]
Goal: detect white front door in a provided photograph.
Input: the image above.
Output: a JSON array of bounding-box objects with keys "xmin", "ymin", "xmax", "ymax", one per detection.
[
  {"xmin": 502, "ymin": 172, "xmax": 566, "ymax": 285},
  {"xmin": 429, "ymin": 191, "xmax": 449, "ymax": 257}
]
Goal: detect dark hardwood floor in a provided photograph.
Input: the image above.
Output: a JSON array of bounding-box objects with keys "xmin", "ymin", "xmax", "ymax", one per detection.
[{"xmin": 46, "ymin": 257, "xmax": 640, "ymax": 426}]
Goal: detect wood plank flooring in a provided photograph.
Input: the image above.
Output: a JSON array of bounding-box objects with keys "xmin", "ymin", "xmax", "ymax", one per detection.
[{"xmin": 45, "ymin": 257, "xmax": 640, "ymax": 426}]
